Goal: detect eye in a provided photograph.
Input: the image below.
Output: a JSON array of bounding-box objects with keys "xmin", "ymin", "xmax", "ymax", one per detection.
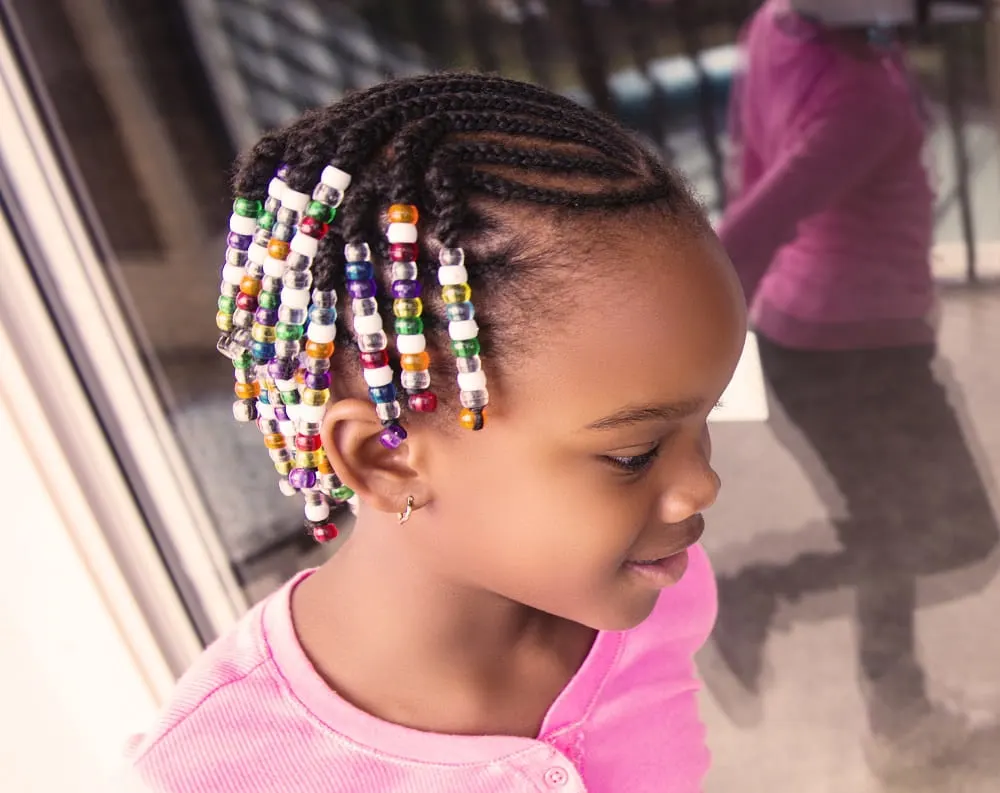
[{"xmin": 603, "ymin": 445, "xmax": 661, "ymax": 474}]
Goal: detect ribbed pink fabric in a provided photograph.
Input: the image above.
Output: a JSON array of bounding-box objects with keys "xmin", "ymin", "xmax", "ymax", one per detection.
[
  {"xmin": 122, "ymin": 545, "xmax": 717, "ymax": 792},
  {"xmin": 717, "ymin": 0, "xmax": 936, "ymax": 350}
]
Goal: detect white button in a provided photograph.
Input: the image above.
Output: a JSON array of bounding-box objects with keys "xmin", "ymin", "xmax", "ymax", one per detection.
[{"xmin": 544, "ymin": 767, "xmax": 569, "ymax": 788}]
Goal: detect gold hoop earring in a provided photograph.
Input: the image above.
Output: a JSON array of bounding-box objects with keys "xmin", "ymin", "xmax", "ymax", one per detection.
[{"xmin": 398, "ymin": 495, "xmax": 415, "ymax": 525}]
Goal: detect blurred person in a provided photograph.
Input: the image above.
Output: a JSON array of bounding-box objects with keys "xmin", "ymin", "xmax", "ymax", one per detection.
[{"xmin": 716, "ymin": 0, "xmax": 999, "ymax": 779}]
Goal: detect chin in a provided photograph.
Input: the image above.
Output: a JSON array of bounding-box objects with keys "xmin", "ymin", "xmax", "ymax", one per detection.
[{"xmin": 580, "ymin": 591, "xmax": 662, "ymax": 633}]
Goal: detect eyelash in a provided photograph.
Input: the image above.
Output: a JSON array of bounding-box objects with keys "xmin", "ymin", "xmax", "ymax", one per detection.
[{"xmin": 604, "ymin": 445, "xmax": 662, "ymax": 474}]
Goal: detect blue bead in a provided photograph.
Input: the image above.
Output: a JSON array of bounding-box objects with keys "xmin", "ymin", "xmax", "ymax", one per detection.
[
  {"xmin": 309, "ymin": 307, "xmax": 337, "ymax": 325},
  {"xmin": 251, "ymin": 341, "xmax": 275, "ymax": 362},
  {"xmin": 445, "ymin": 301, "xmax": 475, "ymax": 322},
  {"xmin": 345, "ymin": 261, "xmax": 374, "ymax": 281},
  {"xmin": 369, "ymin": 384, "xmax": 397, "ymax": 404}
]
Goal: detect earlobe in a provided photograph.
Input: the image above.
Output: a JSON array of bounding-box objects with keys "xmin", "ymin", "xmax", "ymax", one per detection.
[{"xmin": 320, "ymin": 399, "xmax": 429, "ymax": 515}]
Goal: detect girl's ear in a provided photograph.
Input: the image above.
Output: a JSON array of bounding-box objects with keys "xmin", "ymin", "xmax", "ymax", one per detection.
[{"xmin": 320, "ymin": 399, "xmax": 432, "ymax": 515}]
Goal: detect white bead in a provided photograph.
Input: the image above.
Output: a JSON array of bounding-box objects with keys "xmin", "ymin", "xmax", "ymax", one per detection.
[
  {"xmin": 307, "ymin": 323, "xmax": 336, "ymax": 343},
  {"xmin": 222, "ymin": 264, "xmax": 245, "ymax": 285},
  {"xmin": 438, "ymin": 264, "xmax": 468, "ymax": 286},
  {"xmin": 264, "ymin": 257, "xmax": 286, "ymax": 278},
  {"xmin": 279, "ymin": 420, "xmax": 296, "ymax": 437},
  {"xmin": 396, "ymin": 334, "xmax": 426, "ymax": 354},
  {"xmin": 363, "ymin": 366, "xmax": 394, "ymax": 387},
  {"xmin": 321, "ymin": 165, "xmax": 352, "ymax": 191},
  {"xmin": 247, "ymin": 243, "xmax": 268, "ymax": 264},
  {"xmin": 278, "ymin": 479, "xmax": 297, "ymax": 497},
  {"xmin": 458, "ymin": 370, "xmax": 488, "ymax": 392},
  {"xmin": 282, "ymin": 189, "xmax": 310, "ymax": 213},
  {"xmin": 353, "ymin": 313, "xmax": 383, "ymax": 335},
  {"xmin": 298, "ymin": 404, "xmax": 327, "ymax": 423},
  {"xmin": 386, "ymin": 223, "xmax": 418, "ymax": 244},
  {"xmin": 285, "ymin": 403, "xmax": 302, "ymax": 423},
  {"xmin": 281, "ymin": 288, "xmax": 311, "ymax": 309},
  {"xmin": 305, "ymin": 501, "xmax": 331, "ymax": 522},
  {"xmin": 290, "ymin": 233, "xmax": 319, "ymax": 257},
  {"xmin": 229, "ymin": 214, "xmax": 257, "ymax": 235},
  {"xmin": 275, "ymin": 379, "xmax": 296, "ymax": 392},
  {"xmin": 257, "ymin": 401, "xmax": 276, "ymax": 419},
  {"xmin": 449, "ymin": 319, "xmax": 479, "ymax": 341},
  {"xmin": 268, "ymin": 177, "xmax": 286, "ymax": 201}
]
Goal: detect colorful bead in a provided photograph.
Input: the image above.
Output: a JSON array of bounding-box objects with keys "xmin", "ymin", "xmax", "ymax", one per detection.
[
  {"xmin": 252, "ymin": 324, "xmax": 277, "ymax": 343},
  {"xmin": 409, "ymin": 391, "xmax": 438, "ymax": 412},
  {"xmin": 267, "ymin": 239, "xmax": 290, "ymax": 259},
  {"xmin": 445, "ymin": 301, "xmax": 475, "ymax": 322},
  {"xmin": 234, "ymin": 381, "xmax": 260, "ymax": 400},
  {"xmin": 345, "ymin": 261, "xmax": 374, "ymax": 281},
  {"xmin": 258, "ymin": 291, "xmax": 278, "ymax": 309},
  {"xmin": 240, "ymin": 276, "xmax": 261, "ymax": 297},
  {"xmin": 299, "ymin": 216, "xmax": 328, "ymax": 238},
  {"xmin": 459, "ymin": 408, "xmax": 486, "ymax": 431},
  {"xmin": 379, "ymin": 423, "xmax": 407, "ymax": 449},
  {"xmin": 360, "ymin": 350, "xmax": 389, "ymax": 369},
  {"xmin": 369, "ymin": 384, "xmax": 397, "ymax": 403},
  {"xmin": 233, "ymin": 198, "xmax": 262, "ymax": 218},
  {"xmin": 304, "ymin": 372, "xmax": 331, "ymax": 390},
  {"xmin": 289, "ymin": 468, "xmax": 317, "ymax": 490},
  {"xmin": 395, "ymin": 317, "xmax": 423, "ymax": 335},
  {"xmin": 227, "ymin": 232, "xmax": 253, "ymax": 250},
  {"xmin": 347, "ymin": 280, "xmax": 377, "ymax": 299},
  {"xmin": 387, "ymin": 204, "xmax": 419, "ymax": 224},
  {"xmin": 218, "ymin": 295, "xmax": 236, "ymax": 313},
  {"xmin": 302, "ymin": 388, "xmax": 330, "ymax": 407},
  {"xmin": 264, "ymin": 433, "xmax": 285, "ymax": 450},
  {"xmin": 252, "ymin": 341, "xmax": 275, "ymax": 362},
  {"xmin": 236, "ymin": 292, "xmax": 258, "ymax": 311},
  {"xmin": 305, "ymin": 200, "xmax": 334, "ymax": 223},
  {"xmin": 258, "ymin": 211, "xmax": 276, "ymax": 231},
  {"xmin": 393, "ymin": 298, "xmax": 422, "ymax": 319},
  {"xmin": 451, "ymin": 338, "xmax": 481, "ymax": 357},
  {"xmin": 296, "ymin": 450, "xmax": 320, "ymax": 469},
  {"xmin": 390, "ymin": 243, "xmax": 418, "ymax": 262},
  {"xmin": 442, "ymin": 284, "xmax": 471, "ymax": 303},
  {"xmin": 312, "ymin": 524, "xmax": 338, "ymax": 543},
  {"xmin": 216, "ymin": 311, "xmax": 234, "ymax": 331},
  {"xmin": 305, "ymin": 340, "xmax": 334, "ymax": 359},
  {"xmin": 401, "ymin": 352, "xmax": 430, "ymax": 371},
  {"xmin": 275, "ymin": 323, "xmax": 303, "ymax": 341},
  {"xmin": 331, "ymin": 485, "xmax": 355, "ymax": 501},
  {"xmin": 391, "ymin": 280, "xmax": 421, "ymax": 299}
]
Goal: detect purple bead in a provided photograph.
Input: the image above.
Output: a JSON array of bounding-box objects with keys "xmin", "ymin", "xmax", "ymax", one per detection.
[
  {"xmin": 255, "ymin": 307, "xmax": 279, "ymax": 326},
  {"xmin": 304, "ymin": 372, "xmax": 331, "ymax": 390},
  {"xmin": 268, "ymin": 359, "xmax": 295, "ymax": 380},
  {"xmin": 274, "ymin": 405, "xmax": 289, "ymax": 422},
  {"xmin": 347, "ymin": 279, "xmax": 377, "ymax": 299},
  {"xmin": 378, "ymin": 423, "xmax": 408, "ymax": 450},
  {"xmin": 227, "ymin": 231, "xmax": 252, "ymax": 250},
  {"xmin": 288, "ymin": 468, "xmax": 317, "ymax": 490},
  {"xmin": 277, "ymin": 162, "xmax": 290, "ymax": 180},
  {"xmin": 391, "ymin": 279, "xmax": 421, "ymax": 299}
]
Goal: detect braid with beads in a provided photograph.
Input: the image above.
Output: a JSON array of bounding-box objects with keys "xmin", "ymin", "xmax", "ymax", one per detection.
[{"xmin": 216, "ymin": 73, "xmax": 701, "ymax": 540}]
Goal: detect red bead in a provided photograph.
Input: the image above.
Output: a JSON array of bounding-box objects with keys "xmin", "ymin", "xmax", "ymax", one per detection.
[
  {"xmin": 409, "ymin": 391, "xmax": 438, "ymax": 413},
  {"xmin": 359, "ymin": 350, "xmax": 389, "ymax": 369},
  {"xmin": 312, "ymin": 523, "xmax": 338, "ymax": 543},
  {"xmin": 389, "ymin": 243, "xmax": 418, "ymax": 262},
  {"xmin": 236, "ymin": 292, "xmax": 258, "ymax": 311},
  {"xmin": 299, "ymin": 216, "xmax": 329, "ymax": 239},
  {"xmin": 295, "ymin": 433, "xmax": 322, "ymax": 452}
]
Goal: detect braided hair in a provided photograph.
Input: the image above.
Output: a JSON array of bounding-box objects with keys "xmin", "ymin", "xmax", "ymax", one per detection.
[{"xmin": 219, "ymin": 73, "xmax": 702, "ymax": 539}]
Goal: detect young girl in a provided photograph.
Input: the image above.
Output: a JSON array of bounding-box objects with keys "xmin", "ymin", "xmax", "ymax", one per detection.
[{"xmin": 122, "ymin": 72, "xmax": 746, "ymax": 792}]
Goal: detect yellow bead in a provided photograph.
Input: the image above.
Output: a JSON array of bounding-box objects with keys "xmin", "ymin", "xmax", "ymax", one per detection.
[
  {"xmin": 216, "ymin": 311, "xmax": 234, "ymax": 331},
  {"xmin": 400, "ymin": 352, "xmax": 430, "ymax": 371},
  {"xmin": 393, "ymin": 298, "xmax": 423, "ymax": 318},
  {"xmin": 264, "ymin": 433, "xmax": 285, "ymax": 450},
  {"xmin": 442, "ymin": 284, "xmax": 471, "ymax": 303},
  {"xmin": 234, "ymin": 381, "xmax": 260, "ymax": 400},
  {"xmin": 252, "ymin": 324, "xmax": 277, "ymax": 343},
  {"xmin": 387, "ymin": 204, "xmax": 419, "ymax": 224},
  {"xmin": 317, "ymin": 450, "xmax": 332, "ymax": 474},
  {"xmin": 302, "ymin": 388, "xmax": 330, "ymax": 406},
  {"xmin": 296, "ymin": 451, "xmax": 320, "ymax": 468},
  {"xmin": 240, "ymin": 276, "xmax": 261, "ymax": 297},
  {"xmin": 267, "ymin": 239, "xmax": 290, "ymax": 259},
  {"xmin": 460, "ymin": 407, "xmax": 486, "ymax": 431},
  {"xmin": 305, "ymin": 340, "xmax": 334, "ymax": 359},
  {"xmin": 274, "ymin": 460, "xmax": 293, "ymax": 476}
]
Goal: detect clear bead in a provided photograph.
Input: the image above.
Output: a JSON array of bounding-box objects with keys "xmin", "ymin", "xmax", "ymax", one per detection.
[
  {"xmin": 344, "ymin": 242, "xmax": 371, "ymax": 262},
  {"xmin": 276, "ymin": 207, "xmax": 298, "ymax": 226},
  {"xmin": 259, "ymin": 418, "xmax": 280, "ymax": 434},
  {"xmin": 233, "ymin": 367, "xmax": 254, "ymax": 384},
  {"xmin": 305, "ymin": 356, "xmax": 330, "ymax": 373},
  {"xmin": 353, "ymin": 297, "xmax": 378, "ymax": 317},
  {"xmin": 439, "ymin": 247, "xmax": 465, "ymax": 267},
  {"xmin": 445, "ymin": 301, "xmax": 475, "ymax": 322},
  {"xmin": 283, "ymin": 270, "xmax": 312, "ymax": 290},
  {"xmin": 232, "ymin": 399, "xmax": 256, "ymax": 422},
  {"xmin": 246, "ymin": 262, "xmax": 265, "ymax": 279},
  {"xmin": 455, "ymin": 355, "xmax": 482, "ymax": 374},
  {"xmin": 460, "ymin": 388, "xmax": 489, "ymax": 409},
  {"xmin": 279, "ymin": 305, "xmax": 307, "ymax": 325},
  {"xmin": 392, "ymin": 261, "xmax": 418, "ymax": 281},
  {"xmin": 286, "ymin": 252, "xmax": 311, "ymax": 272},
  {"xmin": 312, "ymin": 289, "xmax": 337, "ymax": 308},
  {"xmin": 269, "ymin": 447, "xmax": 291, "ymax": 463},
  {"xmin": 262, "ymin": 275, "xmax": 281, "ymax": 293},
  {"xmin": 376, "ymin": 401, "xmax": 402, "ymax": 422},
  {"xmin": 225, "ymin": 248, "xmax": 247, "ymax": 266},
  {"xmin": 272, "ymin": 222, "xmax": 294, "ymax": 242},
  {"xmin": 253, "ymin": 229, "xmax": 271, "ymax": 247},
  {"xmin": 299, "ymin": 420, "xmax": 323, "ymax": 434},
  {"xmin": 264, "ymin": 196, "xmax": 280, "ymax": 214},
  {"xmin": 401, "ymin": 370, "xmax": 431, "ymax": 391},
  {"xmin": 358, "ymin": 331, "xmax": 388, "ymax": 352},
  {"xmin": 220, "ymin": 281, "xmax": 240, "ymax": 298},
  {"xmin": 275, "ymin": 339, "xmax": 300, "ymax": 359},
  {"xmin": 312, "ymin": 183, "xmax": 343, "ymax": 207},
  {"xmin": 233, "ymin": 309, "xmax": 254, "ymax": 329}
]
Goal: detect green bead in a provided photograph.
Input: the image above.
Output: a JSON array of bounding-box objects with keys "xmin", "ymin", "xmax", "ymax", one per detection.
[
  {"xmin": 232, "ymin": 352, "xmax": 253, "ymax": 369},
  {"xmin": 276, "ymin": 322, "xmax": 304, "ymax": 341},
  {"xmin": 258, "ymin": 291, "xmax": 278, "ymax": 309},
  {"xmin": 257, "ymin": 211, "xmax": 276, "ymax": 230},
  {"xmin": 305, "ymin": 201, "xmax": 334, "ymax": 223},
  {"xmin": 280, "ymin": 389, "xmax": 301, "ymax": 405},
  {"xmin": 451, "ymin": 338, "xmax": 481, "ymax": 358},
  {"xmin": 233, "ymin": 198, "xmax": 262, "ymax": 218},
  {"xmin": 394, "ymin": 317, "xmax": 424, "ymax": 335},
  {"xmin": 217, "ymin": 295, "xmax": 236, "ymax": 313},
  {"xmin": 331, "ymin": 485, "xmax": 355, "ymax": 501}
]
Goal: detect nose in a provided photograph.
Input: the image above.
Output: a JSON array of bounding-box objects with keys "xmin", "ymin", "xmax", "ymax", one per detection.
[{"xmin": 658, "ymin": 429, "xmax": 721, "ymax": 524}]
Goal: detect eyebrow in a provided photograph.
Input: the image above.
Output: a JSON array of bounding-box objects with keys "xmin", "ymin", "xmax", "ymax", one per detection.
[{"xmin": 586, "ymin": 399, "xmax": 707, "ymax": 431}]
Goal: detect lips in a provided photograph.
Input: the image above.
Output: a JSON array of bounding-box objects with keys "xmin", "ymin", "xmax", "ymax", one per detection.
[{"xmin": 627, "ymin": 514, "xmax": 705, "ymax": 564}]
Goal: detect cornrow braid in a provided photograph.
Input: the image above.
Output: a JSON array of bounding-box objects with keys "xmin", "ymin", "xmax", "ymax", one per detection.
[{"xmin": 217, "ymin": 73, "xmax": 700, "ymax": 539}]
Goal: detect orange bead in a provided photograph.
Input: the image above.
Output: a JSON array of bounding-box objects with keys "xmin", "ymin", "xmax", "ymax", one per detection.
[
  {"xmin": 234, "ymin": 381, "xmax": 260, "ymax": 400},
  {"xmin": 263, "ymin": 433, "xmax": 285, "ymax": 450},
  {"xmin": 295, "ymin": 369, "xmax": 306, "ymax": 385},
  {"xmin": 459, "ymin": 408, "xmax": 486, "ymax": 431},
  {"xmin": 305, "ymin": 340, "xmax": 335, "ymax": 359},
  {"xmin": 240, "ymin": 276, "xmax": 261, "ymax": 297},
  {"xmin": 387, "ymin": 204, "xmax": 418, "ymax": 224},
  {"xmin": 317, "ymin": 450, "xmax": 332, "ymax": 475},
  {"xmin": 400, "ymin": 352, "xmax": 430, "ymax": 372},
  {"xmin": 267, "ymin": 239, "xmax": 290, "ymax": 259}
]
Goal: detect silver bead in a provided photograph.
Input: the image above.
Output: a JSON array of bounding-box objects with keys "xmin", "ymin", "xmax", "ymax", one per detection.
[
  {"xmin": 319, "ymin": 474, "xmax": 337, "ymax": 493},
  {"xmin": 220, "ymin": 282, "xmax": 240, "ymax": 298},
  {"xmin": 455, "ymin": 355, "xmax": 482, "ymax": 374},
  {"xmin": 246, "ymin": 262, "xmax": 265, "ymax": 279},
  {"xmin": 259, "ymin": 418, "xmax": 280, "ymax": 434},
  {"xmin": 269, "ymin": 447, "xmax": 292, "ymax": 463},
  {"xmin": 460, "ymin": 388, "xmax": 489, "ymax": 409},
  {"xmin": 232, "ymin": 399, "xmax": 257, "ymax": 422},
  {"xmin": 262, "ymin": 275, "xmax": 281, "ymax": 292},
  {"xmin": 299, "ymin": 421, "xmax": 322, "ymax": 434},
  {"xmin": 305, "ymin": 357, "xmax": 330, "ymax": 373},
  {"xmin": 264, "ymin": 196, "xmax": 280, "ymax": 214},
  {"xmin": 304, "ymin": 490, "xmax": 325, "ymax": 506},
  {"xmin": 353, "ymin": 297, "xmax": 378, "ymax": 317},
  {"xmin": 275, "ymin": 339, "xmax": 300, "ymax": 359},
  {"xmin": 278, "ymin": 305, "xmax": 308, "ymax": 325},
  {"xmin": 276, "ymin": 207, "xmax": 298, "ymax": 226},
  {"xmin": 439, "ymin": 247, "xmax": 465, "ymax": 267},
  {"xmin": 376, "ymin": 401, "xmax": 402, "ymax": 422},
  {"xmin": 230, "ymin": 328, "xmax": 252, "ymax": 349},
  {"xmin": 225, "ymin": 248, "xmax": 248, "ymax": 266},
  {"xmin": 392, "ymin": 261, "xmax": 418, "ymax": 281},
  {"xmin": 272, "ymin": 222, "xmax": 294, "ymax": 242},
  {"xmin": 233, "ymin": 309, "xmax": 254, "ymax": 329},
  {"xmin": 312, "ymin": 289, "xmax": 337, "ymax": 308},
  {"xmin": 402, "ymin": 370, "xmax": 431, "ymax": 391},
  {"xmin": 344, "ymin": 242, "xmax": 371, "ymax": 262},
  {"xmin": 253, "ymin": 229, "xmax": 271, "ymax": 247},
  {"xmin": 283, "ymin": 270, "xmax": 312, "ymax": 290},
  {"xmin": 313, "ymin": 183, "xmax": 343, "ymax": 207},
  {"xmin": 286, "ymin": 252, "xmax": 312, "ymax": 272},
  {"xmin": 358, "ymin": 331, "xmax": 388, "ymax": 352}
]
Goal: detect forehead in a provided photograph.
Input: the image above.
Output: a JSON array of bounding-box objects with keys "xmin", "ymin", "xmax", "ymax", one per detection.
[{"xmin": 499, "ymin": 218, "xmax": 746, "ymax": 432}]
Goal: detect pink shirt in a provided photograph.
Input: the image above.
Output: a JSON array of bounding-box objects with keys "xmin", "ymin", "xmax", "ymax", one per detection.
[
  {"xmin": 717, "ymin": 0, "xmax": 936, "ymax": 350},
  {"xmin": 121, "ymin": 545, "xmax": 717, "ymax": 792}
]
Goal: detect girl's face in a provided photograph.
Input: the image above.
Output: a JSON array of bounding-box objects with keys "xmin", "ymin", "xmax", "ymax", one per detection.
[{"xmin": 407, "ymin": 219, "xmax": 746, "ymax": 631}]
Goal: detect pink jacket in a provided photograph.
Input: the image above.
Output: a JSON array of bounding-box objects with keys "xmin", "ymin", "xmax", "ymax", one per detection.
[{"xmin": 717, "ymin": 0, "xmax": 936, "ymax": 350}]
